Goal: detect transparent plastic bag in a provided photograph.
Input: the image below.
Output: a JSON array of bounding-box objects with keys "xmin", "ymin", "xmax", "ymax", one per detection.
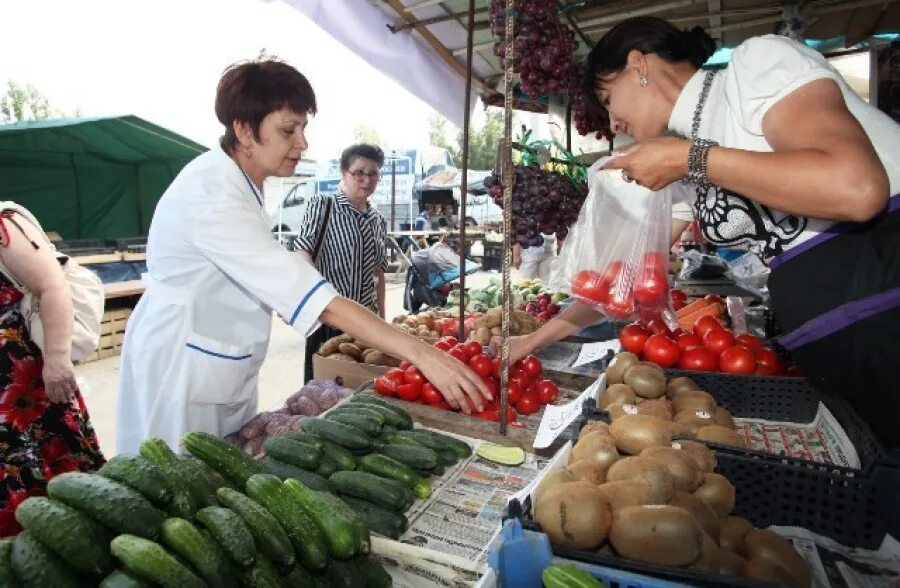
[{"xmin": 549, "ymin": 160, "xmax": 692, "ymax": 321}]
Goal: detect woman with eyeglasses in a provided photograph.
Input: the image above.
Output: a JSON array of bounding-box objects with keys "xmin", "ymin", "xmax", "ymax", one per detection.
[
  {"xmin": 294, "ymin": 144, "xmax": 392, "ymax": 383},
  {"xmin": 116, "ymin": 64, "xmax": 491, "ymax": 454}
]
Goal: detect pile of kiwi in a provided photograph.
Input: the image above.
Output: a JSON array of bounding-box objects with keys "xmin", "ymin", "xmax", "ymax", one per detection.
[
  {"xmin": 600, "ymin": 351, "xmax": 745, "ymax": 447},
  {"xmin": 530, "ymin": 351, "xmax": 812, "ymax": 587}
]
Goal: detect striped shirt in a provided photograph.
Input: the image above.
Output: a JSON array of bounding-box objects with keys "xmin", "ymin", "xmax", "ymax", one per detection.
[{"xmin": 293, "ymin": 192, "xmax": 388, "ymax": 313}]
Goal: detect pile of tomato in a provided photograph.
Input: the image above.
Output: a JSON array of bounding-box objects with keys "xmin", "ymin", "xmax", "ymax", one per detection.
[
  {"xmin": 373, "ymin": 336, "xmax": 560, "ymax": 422},
  {"xmin": 618, "ymin": 315, "xmax": 799, "ymax": 376}
]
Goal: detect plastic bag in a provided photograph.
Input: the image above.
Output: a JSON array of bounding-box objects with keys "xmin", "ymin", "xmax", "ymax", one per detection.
[
  {"xmin": 549, "ymin": 159, "xmax": 692, "ymax": 321},
  {"xmin": 678, "ymin": 249, "xmax": 730, "ymax": 280}
]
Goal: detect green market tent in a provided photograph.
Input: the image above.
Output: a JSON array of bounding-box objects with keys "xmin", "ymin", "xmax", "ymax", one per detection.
[{"xmin": 0, "ymin": 115, "xmax": 207, "ymax": 241}]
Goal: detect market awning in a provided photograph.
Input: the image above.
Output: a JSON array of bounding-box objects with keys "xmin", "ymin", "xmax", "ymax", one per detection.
[{"xmin": 0, "ymin": 115, "xmax": 206, "ymax": 240}]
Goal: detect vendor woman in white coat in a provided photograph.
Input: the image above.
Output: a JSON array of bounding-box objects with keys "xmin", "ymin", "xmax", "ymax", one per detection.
[{"xmin": 116, "ymin": 60, "xmax": 491, "ymax": 454}]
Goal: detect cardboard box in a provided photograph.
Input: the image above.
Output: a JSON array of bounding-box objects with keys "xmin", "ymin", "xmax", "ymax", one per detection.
[{"xmin": 312, "ymin": 354, "xmax": 390, "ymax": 389}]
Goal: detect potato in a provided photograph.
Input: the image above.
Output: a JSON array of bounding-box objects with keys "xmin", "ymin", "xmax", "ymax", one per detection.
[
  {"xmin": 535, "ymin": 481, "xmax": 612, "ymax": 550},
  {"xmin": 318, "ymin": 336, "xmax": 345, "ymax": 357},
  {"xmin": 609, "ymin": 505, "xmax": 704, "ymax": 567},
  {"xmin": 693, "ymin": 473, "xmax": 736, "ymax": 518},
  {"xmin": 609, "ymin": 414, "xmax": 672, "ymax": 454},
  {"xmin": 337, "ymin": 343, "xmax": 363, "ymax": 360},
  {"xmin": 332, "ymin": 353, "xmax": 358, "ymax": 362},
  {"xmin": 239, "ymin": 411, "xmax": 271, "ymax": 441},
  {"xmin": 475, "ymin": 327, "xmax": 491, "ymax": 344},
  {"xmin": 606, "ymin": 456, "xmax": 675, "ymax": 504}
]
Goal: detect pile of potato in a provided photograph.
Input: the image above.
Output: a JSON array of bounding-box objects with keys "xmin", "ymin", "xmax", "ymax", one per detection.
[
  {"xmin": 467, "ymin": 307, "xmax": 540, "ymax": 345},
  {"xmin": 532, "ymin": 357, "xmax": 812, "ymax": 587},
  {"xmin": 599, "ymin": 352, "xmax": 745, "ymax": 447},
  {"xmin": 316, "ymin": 333, "xmax": 402, "ymax": 367},
  {"xmin": 391, "ymin": 310, "xmax": 458, "ymax": 340}
]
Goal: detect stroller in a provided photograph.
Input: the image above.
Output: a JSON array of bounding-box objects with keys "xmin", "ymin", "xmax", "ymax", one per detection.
[{"xmin": 397, "ymin": 241, "xmax": 481, "ymax": 314}]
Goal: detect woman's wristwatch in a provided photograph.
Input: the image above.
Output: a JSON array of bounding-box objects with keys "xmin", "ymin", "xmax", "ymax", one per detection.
[{"xmin": 685, "ymin": 139, "xmax": 718, "ymax": 190}]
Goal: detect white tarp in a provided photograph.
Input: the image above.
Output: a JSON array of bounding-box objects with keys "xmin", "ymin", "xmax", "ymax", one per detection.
[{"xmin": 274, "ymin": 0, "xmax": 477, "ymax": 129}]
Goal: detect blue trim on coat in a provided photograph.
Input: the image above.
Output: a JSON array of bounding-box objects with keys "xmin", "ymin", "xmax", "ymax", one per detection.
[
  {"xmin": 290, "ymin": 279, "xmax": 328, "ymax": 326},
  {"xmin": 185, "ymin": 343, "xmax": 252, "ymax": 360}
]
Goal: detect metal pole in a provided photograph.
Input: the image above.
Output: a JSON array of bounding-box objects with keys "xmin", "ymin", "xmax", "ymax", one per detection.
[
  {"xmin": 391, "ymin": 155, "xmax": 397, "ymax": 232},
  {"xmin": 499, "ymin": 0, "xmax": 515, "ymax": 436},
  {"xmin": 459, "ymin": 0, "xmax": 476, "ymax": 342}
]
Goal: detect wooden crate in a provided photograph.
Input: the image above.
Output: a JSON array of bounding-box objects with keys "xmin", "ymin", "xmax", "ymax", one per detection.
[{"xmin": 80, "ymin": 307, "xmax": 132, "ymax": 363}]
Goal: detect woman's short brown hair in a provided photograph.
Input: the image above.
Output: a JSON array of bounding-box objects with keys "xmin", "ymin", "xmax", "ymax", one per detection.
[{"xmin": 216, "ymin": 59, "xmax": 317, "ymax": 153}]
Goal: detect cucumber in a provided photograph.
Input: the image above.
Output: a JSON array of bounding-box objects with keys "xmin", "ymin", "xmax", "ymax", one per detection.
[
  {"xmin": 329, "ymin": 471, "xmax": 410, "ymax": 511},
  {"xmin": 324, "ymin": 412, "xmax": 381, "ymax": 437},
  {"xmin": 264, "ymin": 458, "xmax": 335, "ymax": 491},
  {"xmin": 238, "ymin": 553, "xmax": 284, "ymax": 588},
  {"xmin": 161, "ymin": 517, "xmax": 237, "ymax": 587},
  {"xmin": 320, "ymin": 440, "xmax": 357, "ymax": 471},
  {"xmin": 348, "ymin": 395, "xmax": 413, "ymax": 429},
  {"xmin": 14, "ymin": 496, "xmax": 115, "ymax": 575},
  {"xmin": 382, "ymin": 424, "xmax": 398, "ymax": 435},
  {"xmin": 328, "ymin": 406, "xmax": 386, "ymax": 427},
  {"xmin": 46, "ymin": 472, "xmax": 164, "ymax": 539},
  {"xmin": 10, "ymin": 531, "xmax": 83, "ymax": 588},
  {"xmin": 312, "ymin": 490, "xmax": 371, "ymax": 555},
  {"xmin": 282, "ymin": 564, "xmax": 316, "ymax": 588},
  {"xmin": 378, "ymin": 444, "xmax": 439, "ymax": 471},
  {"xmin": 181, "ymin": 431, "xmax": 266, "ymax": 488},
  {"xmin": 0, "ymin": 539, "xmax": 16, "ymax": 588},
  {"xmin": 357, "ymin": 555, "xmax": 392, "ymax": 588},
  {"xmin": 315, "ymin": 453, "xmax": 339, "ymax": 478},
  {"xmin": 325, "ymin": 558, "xmax": 368, "ymax": 588},
  {"xmin": 339, "ymin": 495, "xmax": 408, "ymax": 539},
  {"xmin": 139, "ymin": 438, "xmax": 201, "ymax": 518},
  {"xmin": 283, "ymin": 479, "xmax": 360, "ymax": 560},
  {"xmin": 245, "ymin": 474, "xmax": 329, "ymax": 571},
  {"xmin": 100, "ymin": 569, "xmax": 152, "ymax": 588},
  {"xmin": 177, "ymin": 456, "xmax": 222, "ymax": 506},
  {"xmin": 359, "ymin": 454, "xmax": 432, "ymax": 499},
  {"xmin": 313, "ymin": 573, "xmax": 334, "ymax": 588},
  {"xmin": 216, "ymin": 487, "xmax": 295, "ymax": 567},
  {"xmin": 281, "ymin": 431, "xmax": 326, "ymax": 451},
  {"xmin": 431, "ymin": 462, "xmax": 446, "ymax": 476},
  {"xmin": 98, "ymin": 454, "xmax": 173, "ymax": 506},
  {"xmin": 264, "ymin": 437, "xmax": 322, "ymax": 470},
  {"xmin": 109, "ymin": 534, "xmax": 205, "ymax": 588},
  {"xmin": 477, "ymin": 443, "xmax": 526, "ymax": 466},
  {"xmin": 411, "ymin": 430, "xmax": 472, "ymax": 458},
  {"xmin": 388, "ymin": 430, "xmax": 445, "ymax": 452},
  {"xmin": 301, "ymin": 419, "xmax": 371, "ymax": 450},
  {"xmin": 542, "ymin": 563, "xmax": 605, "ymax": 588},
  {"xmin": 195, "ymin": 506, "xmax": 256, "ymax": 567}
]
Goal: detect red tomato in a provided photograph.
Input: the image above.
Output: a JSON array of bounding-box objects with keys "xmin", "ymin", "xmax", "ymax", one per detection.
[
  {"xmin": 404, "ymin": 367, "xmax": 426, "ymax": 386},
  {"xmin": 385, "ymin": 368, "xmax": 407, "ymax": 384},
  {"xmin": 474, "ymin": 409, "xmax": 500, "ymax": 422},
  {"xmin": 755, "ymin": 364, "xmax": 776, "ymax": 376},
  {"xmin": 735, "ymin": 333, "xmax": 763, "ymax": 351},
  {"xmin": 374, "ymin": 376, "xmax": 398, "ymax": 396},
  {"xmin": 719, "ymin": 346, "xmax": 757, "ymax": 375},
  {"xmin": 642, "ymin": 334, "xmax": 681, "ymax": 368},
  {"xmin": 704, "ymin": 294, "xmax": 723, "ymax": 305},
  {"xmin": 396, "ymin": 381, "xmax": 422, "ymax": 402},
  {"xmin": 603, "ymin": 289, "xmax": 635, "ymax": 319},
  {"xmin": 506, "ymin": 379, "xmax": 523, "ymax": 405},
  {"xmin": 601, "ymin": 261, "xmax": 626, "ymax": 285},
  {"xmin": 515, "ymin": 392, "xmax": 541, "ymax": 415},
  {"xmin": 464, "ymin": 341, "xmax": 484, "ymax": 359},
  {"xmin": 633, "ymin": 271, "xmax": 667, "ymax": 306},
  {"xmin": 670, "ymin": 289, "xmax": 687, "ymax": 310},
  {"xmin": 421, "ymin": 383, "xmax": 443, "ymax": 405},
  {"xmin": 481, "ymin": 375, "xmax": 499, "ymax": 397},
  {"xmin": 693, "ymin": 315, "xmax": 722, "ymax": 339},
  {"xmin": 535, "ymin": 380, "xmax": 559, "ymax": 404},
  {"xmin": 468, "ymin": 354, "xmax": 494, "ymax": 377},
  {"xmin": 451, "ymin": 344, "xmax": 472, "ymax": 362},
  {"xmin": 399, "ymin": 360, "xmax": 412, "ymax": 370},
  {"xmin": 703, "ymin": 329, "xmax": 736, "ymax": 355},
  {"xmin": 671, "ymin": 327, "xmax": 689, "ymax": 338},
  {"xmin": 448, "ymin": 347, "xmax": 468, "ymax": 363},
  {"xmin": 619, "ymin": 324, "xmax": 650, "ymax": 355},
  {"xmin": 510, "ymin": 374, "xmax": 531, "ymax": 393},
  {"xmin": 754, "ymin": 347, "xmax": 781, "ymax": 375},
  {"xmin": 433, "ymin": 340, "xmax": 452, "ymax": 352},
  {"xmin": 642, "ymin": 251, "xmax": 668, "ymax": 274},
  {"xmin": 676, "ymin": 333, "xmax": 704, "ymax": 351},
  {"xmin": 645, "ymin": 319, "xmax": 671, "ymax": 337},
  {"xmin": 677, "ymin": 347, "xmax": 719, "ymax": 371},
  {"xmin": 499, "ymin": 407, "xmax": 517, "ymax": 423},
  {"xmin": 433, "ymin": 400, "xmax": 453, "ymax": 411},
  {"xmin": 442, "ymin": 336, "xmax": 459, "ymax": 347},
  {"xmin": 571, "ymin": 270, "xmax": 607, "ymax": 304},
  {"xmin": 521, "ymin": 356, "xmax": 543, "ymax": 379}
]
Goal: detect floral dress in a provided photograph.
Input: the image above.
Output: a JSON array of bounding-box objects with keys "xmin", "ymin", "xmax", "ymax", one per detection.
[{"xmin": 0, "ymin": 272, "xmax": 105, "ymax": 537}]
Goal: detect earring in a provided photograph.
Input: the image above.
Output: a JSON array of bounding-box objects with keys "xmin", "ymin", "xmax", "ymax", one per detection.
[
  {"xmin": 639, "ymin": 74, "xmax": 648, "ymax": 88},
  {"xmin": 245, "ymin": 147, "xmax": 252, "ymax": 159}
]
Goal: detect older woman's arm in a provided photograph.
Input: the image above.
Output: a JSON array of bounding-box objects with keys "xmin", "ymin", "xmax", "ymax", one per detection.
[{"xmin": 0, "ymin": 217, "xmax": 77, "ymax": 403}]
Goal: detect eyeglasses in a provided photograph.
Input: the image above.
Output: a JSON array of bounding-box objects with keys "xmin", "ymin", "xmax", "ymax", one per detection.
[{"xmin": 349, "ymin": 171, "xmax": 380, "ymax": 181}]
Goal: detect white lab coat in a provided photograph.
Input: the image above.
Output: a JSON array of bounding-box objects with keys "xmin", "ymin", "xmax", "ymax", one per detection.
[{"xmin": 116, "ymin": 145, "xmax": 337, "ymax": 455}]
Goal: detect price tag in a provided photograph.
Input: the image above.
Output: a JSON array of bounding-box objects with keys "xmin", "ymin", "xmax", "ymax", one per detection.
[
  {"xmin": 572, "ymin": 340, "xmax": 620, "ymax": 368},
  {"xmin": 533, "ymin": 377, "xmax": 604, "ymax": 449}
]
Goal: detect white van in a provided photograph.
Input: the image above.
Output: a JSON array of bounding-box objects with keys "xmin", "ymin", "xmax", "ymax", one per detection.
[{"xmin": 265, "ymin": 159, "xmax": 317, "ymax": 249}]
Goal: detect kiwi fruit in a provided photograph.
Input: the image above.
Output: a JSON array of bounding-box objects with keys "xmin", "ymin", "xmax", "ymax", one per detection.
[
  {"xmin": 720, "ymin": 516, "xmax": 754, "ymax": 554},
  {"xmin": 713, "ymin": 406, "xmax": 736, "ymax": 429},
  {"xmin": 598, "ymin": 480, "xmax": 666, "ymax": 510},
  {"xmin": 606, "ymin": 403, "xmax": 641, "ymax": 420},
  {"xmin": 624, "ymin": 364, "xmax": 666, "ymax": 399},
  {"xmin": 668, "ymin": 491, "xmax": 720, "ymax": 542},
  {"xmin": 743, "ymin": 528, "xmax": 812, "ymax": 588},
  {"xmin": 534, "ymin": 468, "xmax": 575, "ymax": 510},
  {"xmin": 535, "ymin": 481, "xmax": 612, "ymax": 550},
  {"xmin": 673, "ymin": 440, "xmax": 717, "ymax": 473},
  {"xmin": 606, "ymin": 456, "xmax": 675, "ymax": 504},
  {"xmin": 672, "ymin": 410, "xmax": 716, "ymax": 437},
  {"xmin": 672, "ymin": 390, "xmax": 717, "ymax": 414},
  {"xmin": 598, "ymin": 383, "xmax": 637, "ymax": 409},
  {"xmin": 609, "ymin": 414, "xmax": 672, "ymax": 454},
  {"xmin": 566, "ymin": 459, "xmax": 606, "ymax": 485},
  {"xmin": 570, "ymin": 430, "xmax": 620, "ymax": 471},
  {"xmin": 640, "ymin": 446, "xmax": 702, "ymax": 492},
  {"xmin": 696, "ymin": 425, "xmax": 745, "ymax": 447},
  {"xmin": 606, "ymin": 352, "xmax": 639, "ymax": 385},
  {"xmin": 666, "ymin": 376, "xmax": 701, "ymax": 399},
  {"xmin": 578, "ymin": 420, "xmax": 610, "ymax": 440},
  {"xmin": 690, "ymin": 532, "xmax": 722, "ymax": 572},
  {"xmin": 609, "ymin": 505, "xmax": 704, "ymax": 567},
  {"xmin": 743, "ymin": 557, "xmax": 800, "ymax": 586},
  {"xmin": 693, "ymin": 472, "xmax": 736, "ymax": 517},
  {"xmin": 717, "ymin": 549, "xmax": 748, "ymax": 576},
  {"xmin": 635, "ymin": 398, "xmax": 673, "ymax": 421}
]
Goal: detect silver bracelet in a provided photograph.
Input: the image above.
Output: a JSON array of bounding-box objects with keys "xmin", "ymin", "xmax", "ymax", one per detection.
[{"xmin": 685, "ymin": 138, "xmax": 718, "ymax": 190}]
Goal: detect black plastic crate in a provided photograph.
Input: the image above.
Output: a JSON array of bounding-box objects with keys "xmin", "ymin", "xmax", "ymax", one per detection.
[{"xmin": 507, "ymin": 445, "xmax": 900, "ymax": 587}]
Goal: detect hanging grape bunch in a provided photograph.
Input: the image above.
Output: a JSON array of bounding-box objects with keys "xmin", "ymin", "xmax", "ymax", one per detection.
[
  {"xmin": 489, "ymin": 0, "xmax": 580, "ymax": 99},
  {"xmin": 571, "ymin": 70, "xmax": 614, "ymax": 142},
  {"xmin": 483, "ymin": 165, "xmax": 586, "ymax": 248}
]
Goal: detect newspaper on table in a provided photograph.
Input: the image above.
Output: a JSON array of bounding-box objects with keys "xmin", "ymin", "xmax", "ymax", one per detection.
[{"xmin": 735, "ymin": 402, "xmax": 861, "ymax": 469}]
